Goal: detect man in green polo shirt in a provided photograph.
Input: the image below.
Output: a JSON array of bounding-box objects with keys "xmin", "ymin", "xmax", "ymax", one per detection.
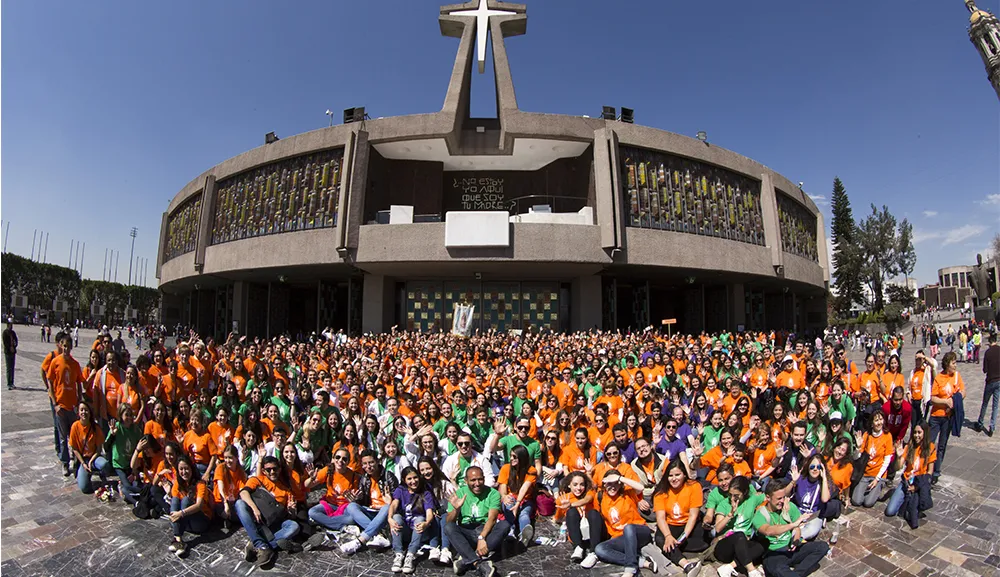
[
  {"xmin": 487, "ymin": 417, "xmax": 542, "ymax": 473},
  {"xmin": 445, "ymin": 466, "xmax": 509, "ymax": 577},
  {"xmin": 752, "ymin": 482, "xmax": 828, "ymax": 577}
]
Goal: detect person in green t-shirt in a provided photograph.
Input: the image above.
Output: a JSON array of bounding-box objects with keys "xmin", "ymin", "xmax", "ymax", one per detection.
[
  {"xmin": 104, "ymin": 404, "xmax": 143, "ymax": 499},
  {"xmin": 445, "ymin": 466, "xmax": 510, "ymax": 575},
  {"xmin": 467, "ymin": 406, "xmax": 493, "ymax": 453},
  {"xmin": 487, "ymin": 417, "xmax": 542, "ymax": 474},
  {"xmin": 752, "ymin": 481, "xmax": 829, "ymax": 577},
  {"xmin": 710, "ymin": 475, "xmax": 766, "ymax": 577}
]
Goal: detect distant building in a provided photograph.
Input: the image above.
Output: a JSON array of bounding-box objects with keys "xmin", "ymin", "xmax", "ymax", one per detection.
[
  {"xmin": 964, "ymin": 0, "xmax": 1000, "ymax": 100},
  {"xmin": 921, "ymin": 258, "xmax": 999, "ymax": 309}
]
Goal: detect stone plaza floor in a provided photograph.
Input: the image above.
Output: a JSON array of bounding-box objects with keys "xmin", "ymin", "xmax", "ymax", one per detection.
[{"xmin": 1, "ymin": 326, "xmax": 998, "ymax": 576}]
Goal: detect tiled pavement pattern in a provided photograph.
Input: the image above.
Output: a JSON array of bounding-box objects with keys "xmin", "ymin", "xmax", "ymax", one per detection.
[{"xmin": 2, "ymin": 327, "xmax": 999, "ymax": 576}]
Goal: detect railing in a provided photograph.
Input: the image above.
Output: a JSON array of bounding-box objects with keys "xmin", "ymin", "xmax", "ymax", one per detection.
[{"xmin": 506, "ymin": 194, "xmax": 589, "ymax": 215}]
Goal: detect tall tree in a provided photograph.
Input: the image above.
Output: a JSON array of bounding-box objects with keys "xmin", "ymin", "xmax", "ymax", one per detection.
[
  {"xmin": 896, "ymin": 218, "xmax": 916, "ymax": 285},
  {"xmin": 858, "ymin": 204, "xmax": 900, "ymax": 313},
  {"xmin": 829, "ymin": 178, "xmax": 863, "ymax": 314},
  {"xmin": 990, "ymin": 231, "xmax": 1000, "ymax": 260}
]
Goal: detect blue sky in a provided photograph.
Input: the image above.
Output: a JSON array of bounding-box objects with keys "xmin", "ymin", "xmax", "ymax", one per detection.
[{"xmin": 2, "ymin": 0, "xmax": 998, "ymax": 287}]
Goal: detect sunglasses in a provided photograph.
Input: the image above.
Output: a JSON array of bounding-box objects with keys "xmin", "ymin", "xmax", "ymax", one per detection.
[
  {"xmin": 605, "ymin": 451, "xmax": 619, "ymax": 456},
  {"xmin": 516, "ymin": 426, "xmax": 529, "ymax": 431},
  {"xmin": 546, "ymin": 436, "xmax": 558, "ymax": 441},
  {"xmin": 809, "ymin": 464, "xmax": 823, "ymax": 470},
  {"xmin": 333, "ymin": 455, "xmax": 347, "ymax": 462},
  {"xmin": 264, "ymin": 467, "xmax": 280, "ymax": 473},
  {"xmin": 665, "ymin": 424, "xmax": 677, "ymax": 429},
  {"xmin": 457, "ymin": 441, "xmax": 472, "ymax": 447}
]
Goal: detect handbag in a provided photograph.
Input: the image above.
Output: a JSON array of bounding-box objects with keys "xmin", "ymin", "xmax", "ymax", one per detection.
[{"xmin": 251, "ymin": 487, "xmax": 287, "ymax": 527}]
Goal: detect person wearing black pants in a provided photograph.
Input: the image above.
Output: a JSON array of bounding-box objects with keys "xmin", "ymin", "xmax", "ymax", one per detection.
[
  {"xmin": 559, "ymin": 472, "xmax": 605, "ymax": 563},
  {"xmin": 752, "ymin": 481, "xmax": 828, "ymax": 577},
  {"xmin": 566, "ymin": 507, "xmax": 606, "ymax": 556},
  {"xmin": 711, "ymin": 477, "xmax": 767, "ymax": 577},
  {"xmin": 714, "ymin": 532, "xmax": 765, "ymax": 577},
  {"xmin": 2, "ymin": 320, "xmax": 17, "ymax": 390}
]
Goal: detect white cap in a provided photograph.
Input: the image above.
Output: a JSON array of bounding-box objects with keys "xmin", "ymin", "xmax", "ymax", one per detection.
[{"xmin": 782, "ymin": 354, "xmax": 795, "ymax": 364}]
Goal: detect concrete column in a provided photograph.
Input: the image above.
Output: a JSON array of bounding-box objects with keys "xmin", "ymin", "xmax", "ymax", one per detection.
[
  {"xmin": 571, "ymin": 275, "xmax": 602, "ymax": 331},
  {"xmin": 345, "ymin": 130, "xmax": 370, "ymax": 249},
  {"xmin": 730, "ymin": 283, "xmax": 746, "ymax": 331},
  {"xmin": 194, "ymin": 175, "xmax": 217, "ymax": 270},
  {"xmin": 593, "ymin": 128, "xmax": 619, "ymax": 250},
  {"xmin": 155, "ymin": 212, "xmax": 168, "ymax": 281},
  {"xmin": 362, "ymin": 274, "xmax": 394, "ymax": 334},
  {"xmin": 816, "ymin": 211, "xmax": 830, "ymax": 288},
  {"xmin": 760, "ymin": 172, "xmax": 783, "ymax": 272},
  {"xmin": 232, "ymin": 281, "xmax": 248, "ymax": 335}
]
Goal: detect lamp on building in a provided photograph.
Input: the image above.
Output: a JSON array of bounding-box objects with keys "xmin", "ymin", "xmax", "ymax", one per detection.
[
  {"xmin": 265, "ymin": 132, "xmax": 279, "ymax": 144},
  {"xmin": 602, "ymin": 106, "xmax": 617, "ymax": 121},
  {"xmin": 773, "ymin": 264, "xmax": 785, "ymax": 277},
  {"xmin": 325, "ymin": 109, "xmax": 335, "ymax": 126},
  {"xmin": 696, "ymin": 131, "xmax": 708, "ymax": 145},
  {"xmin": 684, "ymin": 276, "xmax": 696, "ymax": 285},
  {"xmin": 620, "ymin": 107, "xmax": 634, "ymax": 124},
  {"xmin": 343, "ymin": 107, "xmax": 367, "ymax": 124}
]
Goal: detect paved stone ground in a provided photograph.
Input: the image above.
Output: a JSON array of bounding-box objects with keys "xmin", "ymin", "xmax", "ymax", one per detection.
[{"xmin": 1, "ymin": 326, "xmax": 999, "ymax": 577}]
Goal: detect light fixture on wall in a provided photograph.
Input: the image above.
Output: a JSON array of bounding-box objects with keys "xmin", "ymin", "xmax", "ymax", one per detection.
[
  {"xmin": 602, "ymin": 106, "xmax": 617, "ymax": 121},
  {"xmin": 265, "ymin": 132, "xmax": 279, "ymax": 144},
  {"xmin": 684, "ymin": 276, "xmax": 696, "ymax": 285},
  {"xmin": 278, "ymin": 275, "xmax": 287, "ymax": 283},
  {"xmin": 620, "ymin": 107, "xmax": 634, "ymax": 124},
  {"xmin": 696, "ymin": 131, "xmax": 708, "ymax": 145}
]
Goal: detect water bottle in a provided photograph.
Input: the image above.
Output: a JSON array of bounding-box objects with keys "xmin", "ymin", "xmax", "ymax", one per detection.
[{"xmin": 557, "ymin": 523, "xmax": 568, "ymax": 544}]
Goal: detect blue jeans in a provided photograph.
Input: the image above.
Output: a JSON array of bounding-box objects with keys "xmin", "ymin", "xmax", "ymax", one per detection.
[
  {"xmin": 110, "ymin": 467, "xmax": 141, "ymax": 499},
  {"xmin": 595, "ymin": 524, "xmax": 653, "ymax": 569},
  {"xmin": 171, "ymin": 496, "xmax": 210, "ymax": 537},
  {"xmin": 235, "ymin": 499, "xmax": 300, "ymax": 549},
  {"xmin": 76, "ymin": 456, "xmax": 109, "ymax": 493},
  {"xmin": 445, "ymin": 520, "xmax": 511, "ymax": 568},
  {"xmin": 391, "ymin": 514, "xmax": 427, "ymax": 554},
  {"xmin": 427, "ymin": 516, "xmax": 451, "ymax": 550},
  {"xmin": 500, "ymin": 501, "xmax": 534, "ymax": 537},
  {"xmin": 4, "ymin": 352, "xmax": 14, "ymax": 388},
  {"xmin": 885, "ymin": 476, "xmax": 932, "ymax": 528},
  {"xmin": 307, "ymin": 501, "xmax": 386, "ymax": 534},
  {"xmin": 55, "ymin": 407, "xmax": 76, "ymax": 466},
  {"xmin": 977, "ymin": 380, "xmax": 1000, "ymax": 433},
  {"xmin": 928, "ymin": 416, "xmax": 951, "ymax": 479}
]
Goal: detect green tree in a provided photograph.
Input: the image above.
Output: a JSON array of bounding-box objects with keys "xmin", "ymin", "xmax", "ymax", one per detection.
[
  {"xmin": 895, "ymin": 218, "xmax": 916, "ymax": 286},
  {"xmin": 858, "ymin": 204, "xmax": 900, "ymax": 313},
  {"xmin": 886, "ymin": 283, "xmax": 918, "ymax": 310},
  {"xmin": 829, "ymin": 178, "xmax": 863, "ymax": 315}
]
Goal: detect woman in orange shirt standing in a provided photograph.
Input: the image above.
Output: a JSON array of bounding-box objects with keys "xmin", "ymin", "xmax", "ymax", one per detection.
[
  {"xmin": 583, "ymin": 470, "xmax": 657, "ymax": 576},
  {"xmin": 928, "ymin": 352, "xmax": 963, "ymax": 484},
  {"xmin": 884, "ymin": 422, "xmax": 935, "ymax": 528},
  {"xmin": 652, "ymin": 459, "xmax": 708, "ymax": 576},
  {"xmin": 213, "ymin": 444, "xmax": 247, "ymax": 532}
]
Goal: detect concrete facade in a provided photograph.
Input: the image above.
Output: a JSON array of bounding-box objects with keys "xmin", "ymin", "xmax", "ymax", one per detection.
[{"xmin": 157, "ymin": 1, "xmax": 827, "ymax": 338}]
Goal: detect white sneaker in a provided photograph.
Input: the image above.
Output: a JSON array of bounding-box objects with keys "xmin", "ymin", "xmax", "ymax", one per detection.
[
  {"xmin": 581, "ymin": 552, "xmax": 599, "ymax": 569},
  {"xmin": 402, "ymin": 553, "xmax": 416, "ymax": 574},
  {"xmin": 428, "ymin": 547, "xmax": 441, "ymax": 561},
  {"xmin": 748, "ymin": 569, "xmax": 765, "ymax": 577},
  {"xmin": 520, "ymin": 524, "xmax": 535, "ymax": 548},
  {"xmin": 717, "ymin": 565, "xmax": 736, "ymax": 577},
  {"xmin": 343, "ymin": 525, "xmax": 361, "ymax": 537},
  {"xmin": 571, "ymin": 546, "xmax": 585, "ymax": 562},
  {"xmin": 391, "ymin": 552, "xmax": 405, "ymax": 572},
  {"xmin": 438, "ymin": 548, "xmax": 453, "ymax": 564},
  {"xmin": 339, "ymin": 539, "xmax": 362, "ymax": 555},
  {"xmin": 368, "ymin": 534, "xmax": 391, "ymax": 549}
]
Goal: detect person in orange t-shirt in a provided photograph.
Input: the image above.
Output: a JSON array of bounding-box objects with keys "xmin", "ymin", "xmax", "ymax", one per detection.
[
  {"xmin": 851, "ymin": 411, "xmax": 894, "ymax": 508},
  {"xmin": 237, "ymin": 455, "xmax": 300, "ymax": 557},
  {"xmin": 68, "ymin": 400, "xmax": 108, "ymax": 493},
  {"xmin": 652, "ymin": 460, "xmax": 708, "ymax": 572},
  {"xmin": 213, "ymin": 445, "xmax": 247, "ymax": 528},
  {"xmin": 498, "ymin": 445, "xmax": 538, "ymax": 542},
  {"xmin": 47, "ymin": 333, "xmax": 83, "ymax": 472},
  {"xmin": 181, "ymin": 412, "xmax": 218, "ymax": 480},
  {"xmin": 885, "ymin": 422, "xmax": 936, "ymax": 528},
  {"xmin": 928, "ymin": 352, "xmax": 963, "ymax": 482},
  {"xmin": 306, "ymin": 447, "xmax": 360, "ymax": 530},
  {"xmin": 560, "ymin": 427, "xmax": 598, "ymax": 474},
  {"xmin": 586, "ymin": 470, "xmax": 654, "ymax": 572},
  {"xmin": 168, "ymin": 455, "xmax": 213, "ymax": 555}
]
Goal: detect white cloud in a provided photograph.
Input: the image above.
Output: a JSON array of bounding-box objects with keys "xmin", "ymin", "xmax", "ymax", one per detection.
[
  {"xmin": 982, "ymin": 193, "xmax": 1000, "ymax": 206},
  {"xmin": 943, "ymin": 224, "xmax": 986, "ymax": 245},
  {"xmin": 808, "ymin": 194, "xmax": 828, "ymax": 206},
  {"xmin": 922, "ymin": 210, "xmax": 938, "ymax": 217}
]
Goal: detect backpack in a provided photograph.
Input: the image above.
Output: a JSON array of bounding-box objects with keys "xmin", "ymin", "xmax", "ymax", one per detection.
[
  {"xmin": 131, "ymin": 484, "xmax": 165, "ymax": 520},
  {"xmin": 251, "ymin": 487, "xmax": 287, "ymax": 527}
]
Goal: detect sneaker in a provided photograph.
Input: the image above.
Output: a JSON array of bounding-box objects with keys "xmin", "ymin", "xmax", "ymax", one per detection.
[
  {"xmin": 479, "ymin": 560, "xmax": 496, "ymax": 577},
  {"xmin": 717, "ymin": 565, "xmax": 736, "ymax": 577},
  {"xmin": 520, "ymin": 524, "xmax": 534, "ymax": 548},
  {"xmin": 276, "ymin": 538, "xmax": 302, "ymax": 553},
  {"xmin": 403, "ymin": 553, "xmax": 416, "ymax": 574},
  {"xmin": 641, "ymin": 556, "xmax": 658, "ymax": 574},
  {"xmin": 581, "ymin": 552, "xmax": 599, "ymax": 569},
  {"xmin": 682, "ymin": 560, "xmax": 702, "ymax": 577},
  {"xmin": 168, "ymin": 541, "xmax": 179, "ymax": 553},
  {"xmin": 571, "ymin": 546, "xmax": 585, "ymax": 562},
  {"xmin": 339, "ymin": 538, "xmax": 362, "ymax": 555},
  {"xmin": 453, "ymin": 555, "xmax": 465, "ymax": 575},
  {"xmin": 174, "ymin": 540, "xmax": 187, "ymax": 558},
  {"xmin": 304, "ymin": 532, "xmax": 328, "ymax": 551},
  {"xmin": 343, "ymin": 525, "xmax": 361, "ymax": 537},
  {"xmin": 392, "ymin": 552, "xmax": 405, "ymax": 572},
  {"xmin": 748, "ymin": 569, "xmax": 765, "ymax": 577},
  {"xmin": 243, "ymin": 540, "xmax": 257, "ymax": 561},
  {"xmin": 368, "ymin": 534, "xmax": 391, "ymax": 549},
  {"xmin": 254, "ymin": 547, "xmax": 273, "ymax": 567},
  {"xmin": 428, "ymin": 547, "xmax": 441, "ymax": 561},
  {"xmin": 439, "ymin": 548, "xmax": 453, "ymax": 565}
]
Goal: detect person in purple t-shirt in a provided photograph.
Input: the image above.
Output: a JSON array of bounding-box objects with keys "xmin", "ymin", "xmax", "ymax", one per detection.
[{"xmin": 387, "ymin": 467, "xmax": 435, "ymax": 574}]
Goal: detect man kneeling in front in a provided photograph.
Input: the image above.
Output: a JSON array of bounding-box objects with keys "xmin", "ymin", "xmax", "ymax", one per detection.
[{"xmin": 445, "ymin": 465, "xmax": 510, "ymax": 577}]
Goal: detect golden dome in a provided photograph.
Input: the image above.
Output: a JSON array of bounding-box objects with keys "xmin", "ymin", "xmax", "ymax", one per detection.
[{"xmin": 971, "ymin": 9, "xmax": 990, "ymax": 24}]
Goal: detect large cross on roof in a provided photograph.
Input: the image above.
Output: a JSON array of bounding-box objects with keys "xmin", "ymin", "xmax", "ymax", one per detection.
[{"xmin": 442, "ymin": 0, "xmax": 526, "ymax": 73}]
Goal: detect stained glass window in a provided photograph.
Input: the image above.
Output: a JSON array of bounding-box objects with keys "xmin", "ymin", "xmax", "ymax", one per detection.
[
  {"xmin": 776, "ymin": 194, "xmax": 818, "ymax": 261},
  {"xmin": 164, "ymin": 194, "xmax": 202, "ymax": 261}
]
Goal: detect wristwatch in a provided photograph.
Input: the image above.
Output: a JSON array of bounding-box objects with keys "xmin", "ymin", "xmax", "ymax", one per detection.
[{"xmin": 477, "ymin": 535, "xmax": 485, "ymax": 541}]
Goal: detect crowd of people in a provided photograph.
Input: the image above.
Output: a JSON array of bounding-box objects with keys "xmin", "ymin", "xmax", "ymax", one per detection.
[{"xmin": 30, "ymin": 322, "xmax": 1000, "ymax": 577}]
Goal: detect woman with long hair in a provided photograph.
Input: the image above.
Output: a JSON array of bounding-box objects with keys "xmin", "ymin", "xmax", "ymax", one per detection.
[
  {"xmin": 560, "ymin": 426, "xmax": 597, "ymax": 474},
  {"xmin": 557, "ymin": 471, "xmax": 598, "ymax": 563},
  {"xmin": 417, "ymin": 456, "xmax": 455, "ymax": 565},
  {"xmin": 498, "ymin": 444, "xmax": 537, "ymax": 547},
  {"xmin": 710, "ymin": 476, "xmax": 767, "ymax": 577},
  {"xmin": 652, "ymin": 458, "xmax": 708, "ymax": 576},
  {"xmin": 167, "ymin": 454, "xmax": 212, "ymax": 556},
  {"xmin": 584, "ymin": 469, "xmax": 658, "ymax": 577},
  {"xmin": 69, "ymin": 400, "xmax": 109, "ymax": 494},
  {"xmin": 885, "ymin": 422, "xmax": 935, "ymax": 528},
  {"xmin": 851, "ymin": 410, "xmax": 894, "ymax": 508},
  {"xmin": 213, "ymin": 444, "xmax": 247, "ymax": 532},
  {"xmin": 387, "ymin": 466, "xmax": 435, "ymax": 574},
  {"xmin": 105, "ymin": 403, "xmax": 143, "ymax": 500},
  {"xmin": 145, "ymin": 400, "xmax": 174, "ymax": 448},
  {"xmin": 789, "ymin": 454, "xmax": 840, "ymax": 540},
  {"xmin": 380, "ymin": 437, "xmax": 412, "ymax": 483}
]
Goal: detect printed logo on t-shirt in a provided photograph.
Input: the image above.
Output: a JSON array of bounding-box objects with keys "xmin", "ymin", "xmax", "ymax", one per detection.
[
  {"xmin": 671, "ymin": 502, "xmax": 682, "ymax": 520},
  {"xmin": 471, "ymin": 504, "xmax": 481, "ymax": 518}
]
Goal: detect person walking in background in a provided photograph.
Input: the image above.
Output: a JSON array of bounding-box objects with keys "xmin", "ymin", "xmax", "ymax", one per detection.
[
  {"xmin": 3, "ymin": 319, "xmax": 18, "ymax": 390},
  {"xmin": 974, "ymin": 333, "xmax": 1000, "ymax": 438}
]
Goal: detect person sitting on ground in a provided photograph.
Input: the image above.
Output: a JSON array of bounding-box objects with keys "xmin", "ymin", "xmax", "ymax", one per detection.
[
  {"xmin": 167, "ymin": 454, "xmax": 213, "ymax": 557},
  {"xmin": 753, "ymin": 480, "xmax": 829, "ymax": 577},
  {"xmin": 884, "ymin": 422, "xmax": 935, "ymax": 529},
  {"xmin": 236, "ymin": 455, "xmax": 302, "ymax": 567},
  {"xmin": 444, "ymin": 465, "xmax": 510, "ymax": 577},
  {"xmin": 497, "ymin": 444, "xmax": 538, "ymax": 548},
  {"xmin": 586, "ymin": 470, "xmax": 659, "ymax": 577},
  {"xmin": 652, "ymin": 458, "xmax": 707, "ymax": 577},
  {"xmin": 335, "ymin": 450, "xmax": 398, "ymax": 554},
  {"xmin": 387, "ymin": 466, "xmax": 435, "ymax": 574}
]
